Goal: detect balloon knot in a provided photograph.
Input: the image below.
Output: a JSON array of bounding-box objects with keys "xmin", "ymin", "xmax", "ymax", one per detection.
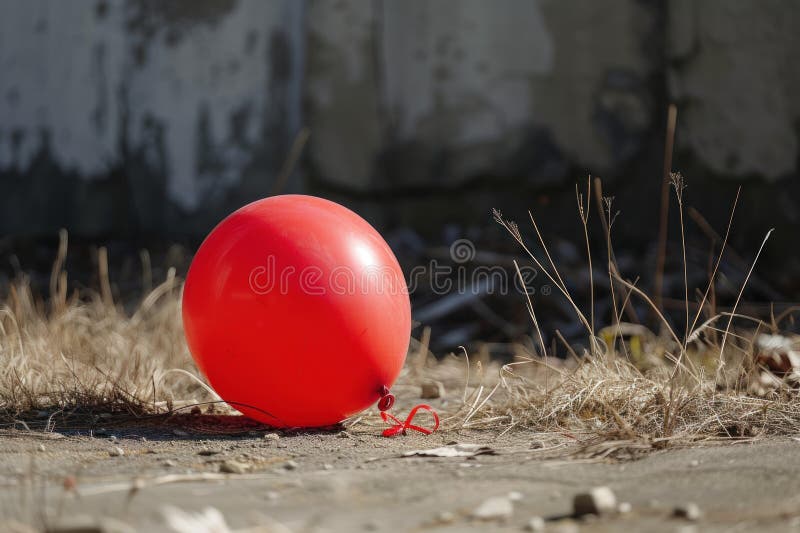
[
  {"xmin": 380, "ymin": 404, "xmax": 439, "ymax": 438},
  {"xmin": 377, "ymin": 385, "xmax": 395, "ymax": 411}
]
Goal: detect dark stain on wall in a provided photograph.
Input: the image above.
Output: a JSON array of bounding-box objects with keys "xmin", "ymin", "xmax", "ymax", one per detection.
[{"xmin": 125, "ymin": 0, "xmax": 239, "ymax": 65}]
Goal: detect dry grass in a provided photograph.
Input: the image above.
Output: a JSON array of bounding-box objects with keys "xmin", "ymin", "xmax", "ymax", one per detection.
[
  {"xmin": 0, "ymin": 232, "xmax": 207, "ymax": 425},
  {"xmin": 1, "ymin": 178, "xmax": 799, "ymax": 453},
  {"xmin": 481, "ymin": 174, "xmax": 800, "ymax": 452}
]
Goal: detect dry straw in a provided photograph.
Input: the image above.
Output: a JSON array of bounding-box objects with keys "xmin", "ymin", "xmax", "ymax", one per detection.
[{"xmin": 0, "ymin": 176, "xmax": 798, "ymax": 453}]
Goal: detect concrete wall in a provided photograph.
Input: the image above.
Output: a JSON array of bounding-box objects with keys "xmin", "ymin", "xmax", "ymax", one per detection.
[
  {"xmin": 0, "ymin": 0, "xmax": 798, "ymax": 239},
  {"xmin": 668, "ymin": 0, "xmax": 800, "ymax": 181},
  {"xmin": 307, "ymin": 0, "xmax": 659, "ymax": 191},
  {"xmin": 0, "ymin": 0, "xmax": 304, "ymax": 236}
]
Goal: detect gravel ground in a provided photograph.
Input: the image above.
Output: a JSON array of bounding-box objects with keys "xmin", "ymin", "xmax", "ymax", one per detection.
[{"xmin": 2, "ymin": 423, "xmax": 800, "ymax": 532}]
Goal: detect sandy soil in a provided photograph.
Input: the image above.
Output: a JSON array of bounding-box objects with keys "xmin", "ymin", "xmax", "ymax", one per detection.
[{"xmin": 2, "ymin": 419, "xmax": 800, "ymax": 532}]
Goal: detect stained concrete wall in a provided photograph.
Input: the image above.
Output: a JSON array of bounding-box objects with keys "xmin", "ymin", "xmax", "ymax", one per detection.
[
  {"xmin": 0, "ymin": 0, "xmax": 798, "ymax": 239},
  {"xmin": 0, "ymin": 0, "xmax": 304, "ymax": 236},
  {"xmin": 668, "ymin": 0, "xmax": 800, "ymax": 181},
  {"xmin": 307, "ymin": 0, "xmax": 659, "ymax": 191}
]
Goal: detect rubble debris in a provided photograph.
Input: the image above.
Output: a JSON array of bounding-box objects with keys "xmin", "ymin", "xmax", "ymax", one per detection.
[{"xmin": 403, "ymin": 443, "xmax": 495, "ymax": 458}]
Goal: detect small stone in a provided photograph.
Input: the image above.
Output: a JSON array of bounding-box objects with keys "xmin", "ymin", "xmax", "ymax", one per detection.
[
  {"xmin": 108, "ymin": 446, "xmax": 124, "ymax": 457},
  {"xmin": 471, "ymin": 496, "xmax": 513, "ymax": 520},
  {"xmin": 323, "ymin": 463, "xmax": 334, "ymax": 470},
  {"xmin": 618, "ymin": 502, "xmax": 632, "ymax": 513},
  {"xmin": 525, "ymin": 516, "xmax": 546, "ymax": 531},
  {"xmin": 37, "ymin": 444, "xmax": 46, "ymax": 452},
  {"xmin": 220, "ymin": 460, "xmax": 249, "ymax": 474},
  {"xmin": 284, "ymin": 460, "xmax": 299, "ymax": 470},
  {"xmin": 108, "ymin": 435, "xmax": 117, "ymax": 443},
  {"xmin": 337, "ymin": 431, "xmax": 351, "ymax": 438},
  {"xmin": 673, "ymin": 503, "xmax": 702, "ymax": 521},
  {"xmin": 530, "ymin": 440, "xmax": 545, "ymax": 449},
  {"xmin": 573, "ymin": 486, "xmax": 617, "ymax": 516},
  {"xmin": 197, "ymin": 449, "xmax": 220, "ymax": 456},
  {"xmin": 420, "ymin": 381, "xmax": 445, "ymax": 399},
  {"xmin": 436, "ymin": 511, "xmax": 456, "ymax": 524},
  {"xmin": 508, "ymin": 491, "xmax": 523, "ymax": 502},
  {"xmin": 163, "ymin": 460, "xmax": 176, "ymax": 467},
  {"xmin": 689, "ymin": 460, "xmax": 699, "ymax": 467},
  {"xmin": 263, "ymin": 433, "xmax": 280, "ymax": 442}
]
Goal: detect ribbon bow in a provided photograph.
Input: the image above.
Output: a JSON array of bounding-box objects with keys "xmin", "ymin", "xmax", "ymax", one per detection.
[{"xmin": 380, "ymin": 404, "xmax": 440, "ymax": 437}]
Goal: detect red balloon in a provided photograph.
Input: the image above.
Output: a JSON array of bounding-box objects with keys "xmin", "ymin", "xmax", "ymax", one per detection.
[{"xmin": 182, "ymin": 195, "xmax": 410, "ymax": 427}]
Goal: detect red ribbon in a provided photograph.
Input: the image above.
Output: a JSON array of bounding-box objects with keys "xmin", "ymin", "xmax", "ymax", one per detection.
[{"xmin": 380, "ymin": 404, "xmax": 439, "ymax": 437}]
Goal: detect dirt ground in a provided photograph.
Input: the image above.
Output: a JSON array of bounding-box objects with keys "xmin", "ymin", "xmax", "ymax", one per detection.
[{"xmin": 2, "ymin": 419, "xmax": 800, "ymax": 533}]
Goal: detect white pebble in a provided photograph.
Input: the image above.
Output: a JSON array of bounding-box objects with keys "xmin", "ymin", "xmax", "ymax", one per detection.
[
  {"xmin": 525, "ymin": 516, "xmax": 546, "ymax": 531},
  {"xmin": 108, "ymin": 446, "xmax": 124, "ymax": 457},
  {"xmin": 471, "ymin": 496, "xmax": 513, "ymax": 520},
  {"xmin": 573, "ymin": 486, "xmax": 617, "ymax": 516},
  {"xmin": 673, "ymin": 503, "xmax": 703, "ymax": 521},
  {"xmin": 220, "ymin": 460, "xmax": 249, "ymax": 474}
]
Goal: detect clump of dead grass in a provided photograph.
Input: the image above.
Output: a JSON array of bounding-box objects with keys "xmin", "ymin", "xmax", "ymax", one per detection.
[
  {"xmin": 0, "ymin": 231, "xmax": 212, "ymax": 425},
  {"xmin": 467, "ymin": 173, "xmax": 800, "ymax": 450}
]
